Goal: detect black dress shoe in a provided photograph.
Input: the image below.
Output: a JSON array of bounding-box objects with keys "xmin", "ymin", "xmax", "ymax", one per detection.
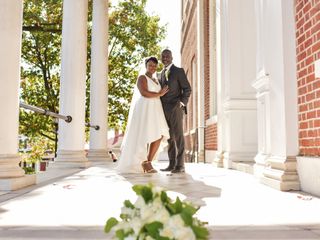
[
  {"xmin": 160, "ymin": 166, "xmax": 174, "ymax": 172},
  {"xmin": 171, "ymin": 166, "xmax": 185, "ymax": 173}
]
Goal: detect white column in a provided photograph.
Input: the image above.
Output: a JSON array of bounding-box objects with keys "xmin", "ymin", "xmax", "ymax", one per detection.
[
  {"xmin": 0, "ymin": 0, "xmax": 35, "ymax": 190},
  {"xmin": 55, "ymin": 0, "xmax": 90, "ymax": 168},
  {"xmin": 213, "ymin": 0, "xmax": 225, "ymax": 167},
  {"xmin": 87, "ymin": 0, "xmax": 109, "ymax": 161},
  {"xmin": 252, "ymin": 0, "xmax": 270, "ymax": 177},
  {"xmin": 196, "ymin": 0, "xmax": 205, "ymax": 162},
  {"xmin": 258, "ymin": 0, "xmax": 299, "ymax": 191},
  {"xmin": 219, "ymin": 0, "xmax": 258, "ymax": 172}
]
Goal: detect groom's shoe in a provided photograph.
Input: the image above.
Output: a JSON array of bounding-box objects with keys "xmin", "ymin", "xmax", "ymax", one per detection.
[
  {"xmin": 171, "ymin": 166, "xmax": 185, "ymax": 173},
  {"xmin": 160, "ymin": 166, "xmax": 174, "ymax": 172}
]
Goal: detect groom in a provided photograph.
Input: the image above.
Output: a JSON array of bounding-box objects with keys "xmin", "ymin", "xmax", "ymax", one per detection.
[{"xmin": 159, "ymin": 49, "xmax": 191, "ymax": 173}]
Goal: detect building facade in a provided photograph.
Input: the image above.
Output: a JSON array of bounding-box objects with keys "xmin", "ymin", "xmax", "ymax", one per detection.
[{"xmin": 181, "ymin": 0, "xmax": 320, "ymax": 197}]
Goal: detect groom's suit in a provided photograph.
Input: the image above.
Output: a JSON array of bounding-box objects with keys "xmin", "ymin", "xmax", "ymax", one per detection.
[{"xmin": 159, "ymin": 64, "xmax": 191, "ymax": 170}]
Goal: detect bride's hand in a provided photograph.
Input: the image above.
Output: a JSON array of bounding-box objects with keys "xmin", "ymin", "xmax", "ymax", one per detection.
[{"xmin": 158, "ymin": 85, "xmax": 169, "ymax": 97}]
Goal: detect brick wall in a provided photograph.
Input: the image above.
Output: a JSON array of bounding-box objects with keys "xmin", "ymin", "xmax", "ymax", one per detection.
[
  {"xmin": 181, "ymin": 0, "xmax": 218, "ymax": 155},
  {"xmin": 205, "ymin": 123, "xmax": 217, "ymax": 150},
  {"xmin": 296, "ymin": 0, "xmax": 320, "ymax": 156},
  {"xmin": 203, "ymin": 0, "xmax": 217, "ymax": 151},
  {"xmin": 181, "ymin": 0, "xmax": 198, "ymax": 153},
  {"xmin": 204, "ymin": 0, "xmax": 210, "ymax": 120}
]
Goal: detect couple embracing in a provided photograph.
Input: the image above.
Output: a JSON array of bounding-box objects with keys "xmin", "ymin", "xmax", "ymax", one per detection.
[{"xmin": 117, "ymin": 49, "xmax": 191, "ymax": 174}]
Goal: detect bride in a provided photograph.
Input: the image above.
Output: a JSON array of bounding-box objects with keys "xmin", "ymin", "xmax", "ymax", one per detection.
[{"xmin": 117, "ymin": 56, "xmax": 170, "ymax": 173}]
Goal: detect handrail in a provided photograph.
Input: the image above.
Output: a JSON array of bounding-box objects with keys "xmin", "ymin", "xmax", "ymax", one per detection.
[
  {"xmin": 20, "ymin": 102, "xmax": 72, "ymax": 123},
  {"xmin": 85, "ymin": 123, "xmax": 100, "ymax": 130}
]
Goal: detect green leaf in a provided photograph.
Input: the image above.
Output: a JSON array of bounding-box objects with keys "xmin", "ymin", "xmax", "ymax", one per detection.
[
  {"xmin": 160, "ymin": 191, "xmax": 168, "ymax": 203},
  {"xmin": 132, "ymin": 184, "xmax": 144, "ymax": 196},
  {"xmin": 124, "ymin": 200, "xmax": 135, "ymax": 209},
  {"xmin": 132, "ymin": 184, "xmax": 153, "ymax": 204},
  {"xmin": 173, "ymin": 197, "xmax": 183, "ymax": 213},
  {"xmin": 180, "ymin": 204, "xmax": 198, "ymax": 226},
  {"xmin": 141, "ymin": 186, "xmax": 153, "ymax": 204},
  {"xmin": 191, "ymin": 225, "xmax": 209, "ymax": 239},
  {"xmin": 115, "ymin": 229, "xmax": 125, "ymax": 240},
  {"xmin": 104, "ymin": 217, "xmax": 118, "ymax": 233},
  {"xmin": 119, "ymin": 213, "xmax": 128, "ymax": 220},
  {"xmin": 183, "ymin": 204, "xmax": 198, "ymax": 216},
  {"xmin": 166, "ymin": 202, "xmax": 176, "ymax": 215},
  {"xmin": 180, "ymin": 211, "xmax": 193, "ymax": 226},
  {"xmin": 157, "ymin": 237, "xmax": 171, "ymax": 240},
  {"xmin": 144, "ymin": 221, "xmax": 163, "ymax": 238}
]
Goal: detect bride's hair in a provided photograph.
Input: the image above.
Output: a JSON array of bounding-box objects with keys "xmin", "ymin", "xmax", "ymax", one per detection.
[{"xmin": 145, "ymin": 56, "xmax": 158, "ymax": 67}]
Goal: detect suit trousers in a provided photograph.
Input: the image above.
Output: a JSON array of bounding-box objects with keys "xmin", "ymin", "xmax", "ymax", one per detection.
[{"xmin": 163, "ymin": 103, "xmax": 185, "ymax": 168}]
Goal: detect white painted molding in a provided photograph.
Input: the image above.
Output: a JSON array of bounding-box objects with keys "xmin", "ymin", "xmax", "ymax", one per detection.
[
  {"xmin": 223, "ymin": 99, "xmax": 257, "ymax": 111},
  {"xmin": 315, "ymin": 59, "xmax": 320, "ymax": 78},
  {"xmin": 252, "ymin": 71, "xmax": 270, "ymax": 94},
  {"xmin": 206, "ymin": 115, "xmax": 218, "ymax": 125}
]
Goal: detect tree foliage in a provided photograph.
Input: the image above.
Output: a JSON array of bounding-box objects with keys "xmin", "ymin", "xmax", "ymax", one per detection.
[
  {"xmin": 19, "ymin": 0, "xmax": 166, "ymax": 145},
  {"xmin": 20, "ymin": 0, "xmax": 63, "ymax": 142},
  {"xmin": 108, "ymin": 0, "xmax": 166, "ymax": 130}
]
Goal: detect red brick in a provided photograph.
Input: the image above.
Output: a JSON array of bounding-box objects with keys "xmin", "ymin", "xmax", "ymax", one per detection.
[
  {"xmin": 300, "ymin": 121, "xmax": 308, "ymax": 129},
  {"xmin": 306, "ymin": 92, "xmax": 315, "ymax": 101},
  {"xmin": 312, "ymin": 41, "xmax": 320, "ymax": 53},
  {"xmin": 305, "ymin": 55, "xmax": 314, "ymax": 65}
]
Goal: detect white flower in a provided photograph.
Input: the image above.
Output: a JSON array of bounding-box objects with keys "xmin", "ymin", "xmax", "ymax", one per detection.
[
  {"xmin": 169, "ymin": 214, "xmax": 185, "ymax": 228},
  {"xmin": 105, "ymin": 184, "xmax": 209, "ymax": 240},
  {"xmin": 130, "ymin": 217, "xmax": 144, "ymax": 234},
  {"xmin": 121, "ymin": 206, "xmax": 135, "ymax": 217},
  {"xmin": 145, "ymin": 236, "xmax": 155, "ymax": 240},
  {"xmin": 124, "ymin": 236, "xmax": 136, "ymax": 240},
  {"xmin": 147, "ymin": 206, "xmax": 170, "ymax": 224},
  {"xmin": 152, "ymin": 186, "xmax": 163, "ymax": 195},
  {"xmin": 140, "ymin": 204, "xmax": 154, "ymax": 221},
  {"xmin": 134, "ymin": 196, "xmax": 146, "ymax": 208},
  {"xmin": 174, "ymin": 226, "xmax": 196, "ymax": 240},
  {"xmin": 160, "ymin": 215, "xmax": 196, "ymax": 240},
  {"xmin": 159, "ymin": 226, "xmax": 175, "ymax": 238}
]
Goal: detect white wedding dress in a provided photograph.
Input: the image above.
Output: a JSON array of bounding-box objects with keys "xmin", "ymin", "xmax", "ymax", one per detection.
[{"xmin": 116, "ymin": 75, "xmax": 170, "ymax": 173}]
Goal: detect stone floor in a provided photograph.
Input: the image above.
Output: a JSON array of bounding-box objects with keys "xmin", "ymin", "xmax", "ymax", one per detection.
[{"xmin": 0, "ymin": 162, "xmax": 320, "ymax": 240}]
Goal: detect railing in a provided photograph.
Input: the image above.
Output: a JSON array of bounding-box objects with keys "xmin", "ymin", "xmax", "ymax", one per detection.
[
  {"xmin": 20, "ymin": 102, "xmax": 100, "ymax": 158},
  {"xmin": 85, "ymin": 123, "xmax": 100, "ymax": 130},
  {"xmin": 20, "ymin": 102, "xmax": 72, "ymax": 123}
]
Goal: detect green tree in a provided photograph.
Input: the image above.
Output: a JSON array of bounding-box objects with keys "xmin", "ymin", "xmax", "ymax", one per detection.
[
  {"xmin": 108, "ymin": 0, "xmax": 166, "ymax": 131},
  {"xmin": 19, "ymin": 0, "xmax": 166, "ymax": 145},
  {"xmin": 20, "ymin": 0, "xmax": 63, "ymax": 144}
]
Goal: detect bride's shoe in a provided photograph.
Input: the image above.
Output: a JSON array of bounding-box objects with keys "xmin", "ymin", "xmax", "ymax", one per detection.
[{"xmin": 141, "ymin": 161, "xmax": 157, "ymax": 173}]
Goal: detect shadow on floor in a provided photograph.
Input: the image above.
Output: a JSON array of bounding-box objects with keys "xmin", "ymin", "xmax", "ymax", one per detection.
[{"xmin": 118, "ymin": 171, "xmax": 222, "ymax": 206}]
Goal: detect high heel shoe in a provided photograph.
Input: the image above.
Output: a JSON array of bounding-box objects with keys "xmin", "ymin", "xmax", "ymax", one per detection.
[{"xmin": 141, "ymin": 160, "xmax": 157, "ymax": 173}]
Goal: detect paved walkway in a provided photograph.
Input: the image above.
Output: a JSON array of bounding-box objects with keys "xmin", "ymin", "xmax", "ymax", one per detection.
[{"xmin": 0, "ymin": 162, "xmax": 320, "ymax": 240}]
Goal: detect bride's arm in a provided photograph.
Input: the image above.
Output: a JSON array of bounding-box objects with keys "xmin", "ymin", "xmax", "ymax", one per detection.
[{"xmin": 137, "ymin": 75, "xmax": 169, "ymax": 98}]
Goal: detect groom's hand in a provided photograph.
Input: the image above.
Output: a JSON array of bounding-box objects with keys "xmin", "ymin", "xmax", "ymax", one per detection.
[{"xmin": 180, "ymin": 102, "xmax": 187, "ymax": 114}]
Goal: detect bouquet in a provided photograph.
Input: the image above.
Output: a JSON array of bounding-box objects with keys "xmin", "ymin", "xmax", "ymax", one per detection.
[{"xmin": 105, "ymin": 184, "xmax": 209, "ymax": 240}]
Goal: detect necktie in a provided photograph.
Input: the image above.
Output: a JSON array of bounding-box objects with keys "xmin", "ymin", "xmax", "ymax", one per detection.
[{"xmin": 161, "ymin": 68, "xmax": 168, "ymax": 85}]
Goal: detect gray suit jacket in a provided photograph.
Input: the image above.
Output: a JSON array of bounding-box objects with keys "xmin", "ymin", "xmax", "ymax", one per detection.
[{"xmin": 159, "ymin": 64, "xmax": 191, "ymax": 111}]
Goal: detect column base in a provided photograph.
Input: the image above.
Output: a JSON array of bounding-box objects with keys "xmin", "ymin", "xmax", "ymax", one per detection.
[
  {"xmin": 261, "ymin": 156, "xmax": 300, "ymax": 191},
  {"xmin": 212, "ymin": 151, "xmax": 224, "ymax": 167},
  {"xmin": 54, "ymin": 150, "xmax": 90, "ymax": 168},
  {"xmin": 87, "ymin": 149, "xmax": 110, "ymax": 162},
  {"xmin": 0, "ymin": 174, "xmax": 36, "ymax": 191},
  {"xmin": 197, "ymin": 150, "xmax": 205, "ymax": 163},
  {"xmin": 204, "ymin": 150, "xmax": 216, "ymax": 163},
  {"xmin": 254, "ymin": 152, "xmax": 268, "ymax": 178},
  {"xmin": 223, "ymin": 151, "xmax": 255, "ymax": 171},
  {"xmin": 0, "ymin": 154, "xmax": 25, "ymax": 178}
]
